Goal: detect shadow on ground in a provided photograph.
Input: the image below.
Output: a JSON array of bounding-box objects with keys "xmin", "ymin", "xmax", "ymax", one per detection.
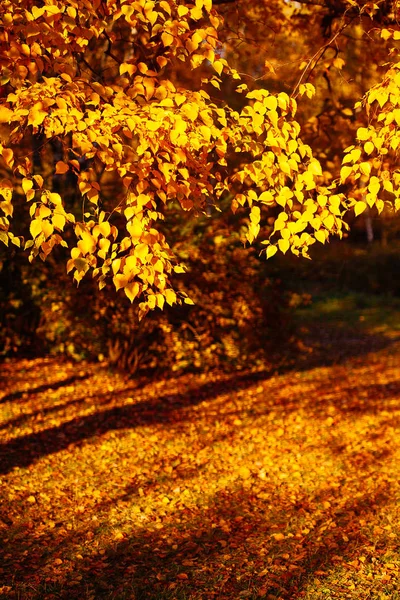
[
  {"xmin": 0, "ymin": 479, "xmax": 392, "ymax": 599},
  {"xmin": 1, "ymin": 334, "xmax": 400, "ymax": 476},
  {"xmin": 0, "ymin": 361, "xmax": 398, "ymax": 480},
  {"xmin": 1, "ymin": 323, "xmax": 400, "ymax": 598}
]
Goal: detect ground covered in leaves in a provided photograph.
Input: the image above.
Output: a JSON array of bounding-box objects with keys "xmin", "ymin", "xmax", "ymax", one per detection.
[{"xmin": 1, "ymin": 327, "xmax": 400, "ymax": 599}]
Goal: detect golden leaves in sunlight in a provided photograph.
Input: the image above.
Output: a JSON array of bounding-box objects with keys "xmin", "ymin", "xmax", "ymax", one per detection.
[
  {"xmin": 1, "ymin": 0, "xmax": 400, "ymax": 313},
  {"xmin": 1, "ymin": 342, "xmax": 400, "ymax": 598},
  {"xmin": 0, "ymin": 1, "xmax": 352, "ymax": 306}
]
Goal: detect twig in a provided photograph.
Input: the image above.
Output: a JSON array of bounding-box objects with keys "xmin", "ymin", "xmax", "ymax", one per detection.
[{"xmin": 291, "ymin": 17, "xmax": 351, "ymax": 98}]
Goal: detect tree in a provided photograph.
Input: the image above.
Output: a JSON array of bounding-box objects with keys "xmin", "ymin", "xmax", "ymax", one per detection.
[{"xmin": 1, "ymin": 0, "xmax": 400, "ymax": 318}]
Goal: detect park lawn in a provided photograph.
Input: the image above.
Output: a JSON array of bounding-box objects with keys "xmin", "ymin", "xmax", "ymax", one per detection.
[{"xmin": 1, "ymin": 323, "xmax": 400, "ymax": 599}]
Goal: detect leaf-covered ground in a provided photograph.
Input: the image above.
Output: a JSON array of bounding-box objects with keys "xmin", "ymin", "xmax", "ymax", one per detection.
[{"xmin": 1, "ymin": 327, "xmax": 400, "ymax": 599}]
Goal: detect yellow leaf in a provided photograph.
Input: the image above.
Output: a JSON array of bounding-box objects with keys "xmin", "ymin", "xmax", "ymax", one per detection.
[
  {"xmin": 143, "ymin": 77, "xmax": 155, "ymax": 100},
  {"xmin": 98, "ymin": 221, "xmax": 111, "ymax": 237},
  {"xmin": 0, "ymin": 231, "xmax": 9, "ymax": 246},
  {"xmin": 238, "ymin": 466, "xmax": 251, "ymax": 479},
  {"xmin": 308, "ymin": 160, "xmax": 322, "ymax": 175},
  {"xmin": 161, "ymin": 32, "xmax": 174, "ymax": 46},
  {"xmin": 177, "ymin": 5, "xmax": 189, "ymax": 16},
  {"xmin": 278, "ymin": 238, "xmax": 290, "ymax": 254},
  {"xmin": 250, "ymin": 206, "xmax": 260, "ymax": 223},
  {"xmin": 42, "ymin": 220, "xmax": 53, "ymax": 239},
  {"xmin": 213, "ymin": 61, "xmax": 223, "ymax": 75},
  {"xmin": 333, "ymin": 57, "xmax": 345, "ymax": 69},
  {"xmin": 266, "ymin": 245, "xmax": 278, "ymax": 259},
  {"xmin": 113, "ymin": 273, "xmax": 130, "ymax": 291},
  {"xmin": 31, "ymin": 6, "xmax": 44, "ymax": 19},
  {"xmin": 28, "ymin": 103, "xmax": 47, "ymax": 127},
  {"xmin": 112, "ymin": 258, "xmax": 121, "ymax": 275},
  {"xmin": 340, "ymin": 166, "xmax": 352, "ymax": 182},
  {"xmin": 302, "ymin": 171, "xmax": 316, "ymax": 190},
  {"xmin": 165, "ymin": 288, "xmax": 176, "ymax": 306},
  {"xmin": 383, "ymin": 180, "xmax": 393, "ymax": 193},
  {"xmin": 10, "ymin": 235, "xmax": 20, "ymax": 248},
  {"xmin": 30, "ymin": 219, "xmax": 42, "ymax": 238},
  {"xmin": 357, "ymin": 127, "xmax": 369, "ymax": 141},
  {"xmin": 368, "ymin": 176, "xmax": 380, "ymax": 196},
  {"xmin": 354, "ymin": 201, "xmax": 367, "ymax": 216},
  {"xmin": 77, "ymin": 231, "xmax": 96, "ymax": 255},
  {"xmin": 134, "ymin": 243, "xmax": 148, "ymax": 262},
  {"xmin": 315, "ymin": 230, "xmax": 327, "ymax": 244},
  {"xmin": 156, "ymin": 294, "xmax": 165, "ymax": 309},
  {"xmin": 259, "ymin": 191, "xmax": 274, "ymax": 204},
  {"xmin": 125, "ymin": 281, "xmax": 140, "ymax": 303},
  {"xmin": 147, "ymin": 120, "xmax": 161, "ymax": 131},
  {"xmin": 359, "ymin": 162, "xmax": 371, "ymax": 177},
  {"xmin": 191, "ymin": 5, "xmax": 203, "ymax": 19},
  {"xmin": 0, "ymin": 106, "xmax": 13, "ymax": 124},
  {"xmin": 0, "ymin": 180, "xmax": 13, "ymax": 201},
  {"xmin": 271, "ymin": 533, "xmax": 285, "ymax": 541},
  {"xmin": 0, "ymin": 199, "xmax": 13, "ymax": 217},
  {"xmin": 2, "ymin": 148, "xmax": 14, "ymax": 168},
  {"xmin": 22, "ymin": 178, "xmax": 33, "ymax": 195},
  {"xmin": 364, "ymin": 141, "xmax": 374, "ymax": 155},
  {"xmin": 199, "ymin": 125, "xmax": 211, "ymax": 141},
  {"xmin": 119, "ymin": 63, "xmax": 137, "ymax": 76},
  {"xmin": 52, "ymin": 213, "xmax": 66, "ymax": 230},
  {"xmin": 323, "ymin": 214, "xmax": 334, "ymax": 230},
  {"xmin": 264, "ymin": 96, "xmax": 278, "ymax": 111},
  {"xmin": 147, "ymin": 294, "xmax": 157, "ymax": 309},
  {"xmin": 33, "ymin": 175, "xmax": 43, "ymax": 188},
  {"xmin": 310, "ymin": 216, "xmax": 321, "ymax": 229},
  {"xmin": 49, "ymin": 193, "xmax": 62, "ymax": 205},
  {"xmin": 182, "ymin": 103, "xmax": 199, "ymax": 121},
  {"xmin": 39, "ymin": 205, "xmax": 51, "ymax": 219},
  {"xmin": 128, "ymin": 217, "xmax": 142, "ymax": 239},
  {"xmin": 381, "ymin": 28, "xmax": 392, "ymax": 40},
  {"xmin": 124, "ymin": 255, "xmax": 137, "ymax": 272}
]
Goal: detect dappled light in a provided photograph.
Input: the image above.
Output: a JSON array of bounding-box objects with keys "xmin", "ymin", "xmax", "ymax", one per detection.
[
  {"xmin": 1, "ymin": 342, "xmax": 400, "ymax": 598},
  {"xmin": 3, "ymin": 0, "xmax": 400, "ymax": 597}
]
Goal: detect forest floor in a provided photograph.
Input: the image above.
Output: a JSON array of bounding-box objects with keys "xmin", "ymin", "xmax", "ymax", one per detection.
[{"xmin": 1, "ymin": 307, "xmax": 400, "ymax": 599}]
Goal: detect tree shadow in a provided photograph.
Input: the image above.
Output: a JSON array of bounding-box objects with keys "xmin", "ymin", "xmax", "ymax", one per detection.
[
  {"xmin": 1, "ymin": 479, "xmax": 393, "ymax": 599},
  {"xmin": 0, "ymin": 386, "xmax": 122, "ymax": 432},
  {"xmin": 311, "ymin": 379, "xmax": 400, "ymax": 415},
  {"xmin": 2, "ymin": 343, "xmax": 400, "ymax": 597},
  {"xmin": 2, "ymin": 355, "xmax": 400, "ymax": 476},
  {"xmin": 0, "ymin": 373, "xmax": 89, "ymax": 404},
  {"xmin": 0, "ymin": 369, "xmax": 272, "ymax": 475}
]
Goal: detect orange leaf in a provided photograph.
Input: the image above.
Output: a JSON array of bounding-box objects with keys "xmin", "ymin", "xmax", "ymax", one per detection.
[{"xmin": 55, "ymin": 161, "xmax": 70, "ymax": 174}]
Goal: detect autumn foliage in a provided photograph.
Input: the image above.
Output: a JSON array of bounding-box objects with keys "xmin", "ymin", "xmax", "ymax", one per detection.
[
  {"xmin": 1, "ymin": 0, "xmax": 400, "ymax": 318},
  {"xmin": 2, "ymin": 320, "xmax": 400, "ymax": 598},
  {"xmin": 3, "ymin": 3, "xmax": 400, "ymax": 596}
]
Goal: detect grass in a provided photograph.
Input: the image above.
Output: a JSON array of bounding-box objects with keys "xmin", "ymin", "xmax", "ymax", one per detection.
[{"xmin": 296, "ymin": 292, "xmax": 400, "ymax": 334}]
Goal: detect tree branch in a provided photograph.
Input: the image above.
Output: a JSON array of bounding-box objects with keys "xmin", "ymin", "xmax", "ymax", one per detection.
[{"xmin": 291, "ymin": 17, "xmax": 350, "ymax": 98}]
